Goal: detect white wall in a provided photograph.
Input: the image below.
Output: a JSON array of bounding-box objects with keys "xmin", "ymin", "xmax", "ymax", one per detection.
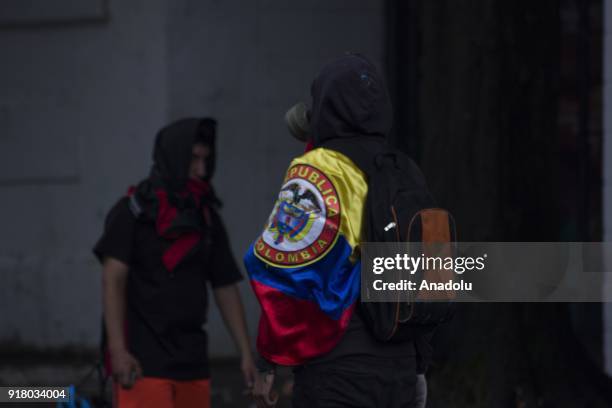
[
  {"xmin": 0, "ymin": 0, "xmax": 385, "ymax": 357},
  {"xmin": 604, "ymin": 0, "xmax": 612, "ymax": 377}
]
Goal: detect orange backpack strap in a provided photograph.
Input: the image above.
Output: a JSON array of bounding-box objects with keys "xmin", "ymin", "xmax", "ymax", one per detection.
[{"xmin": 410, "ymin": 208, "xmax": 456, "ymax": 301}]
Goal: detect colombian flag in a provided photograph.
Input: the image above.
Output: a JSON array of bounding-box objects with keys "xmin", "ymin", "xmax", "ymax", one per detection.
[{"xmin": 244, "ymin": 147, "xmax": 367, "ymax": 366}]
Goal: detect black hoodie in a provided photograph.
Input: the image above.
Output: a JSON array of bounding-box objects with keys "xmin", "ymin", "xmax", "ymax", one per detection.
[
  {"xmin": 93, "ymin": 118, "xmax": 242, "ymax": 380},
  {"xmin": 310, "ymin": 53, "xmax": 392, "ymax": 146},
  {"xmin": 306, "ymin": 55, "xmax": 418, "ymax": 364},
  {"xmin": 150, "ymin": 117, "xmax": 217, "ymax": 187}
]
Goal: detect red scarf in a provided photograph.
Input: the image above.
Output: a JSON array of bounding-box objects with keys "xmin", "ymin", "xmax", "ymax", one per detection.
[{"xmin": 128, "ymin": 179, "xmax": 212, "ymax": 273}]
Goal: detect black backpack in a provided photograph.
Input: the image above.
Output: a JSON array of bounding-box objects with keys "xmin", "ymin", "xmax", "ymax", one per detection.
[{"xmin": 323, "ymin": 138, "xmax": 456, "ymax": 342}]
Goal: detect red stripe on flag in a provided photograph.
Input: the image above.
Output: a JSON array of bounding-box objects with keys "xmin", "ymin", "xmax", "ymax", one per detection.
[{"xmin": 251, "ymin": 279, "xmax": 354, "ymax": 366}]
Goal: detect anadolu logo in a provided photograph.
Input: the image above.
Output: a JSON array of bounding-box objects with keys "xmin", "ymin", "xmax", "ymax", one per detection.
[{"xmin": 254, "ymin": 163, "xmax": 341, "ymax": 268}]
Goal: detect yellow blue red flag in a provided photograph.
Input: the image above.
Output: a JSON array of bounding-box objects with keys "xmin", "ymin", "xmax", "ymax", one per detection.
[{"xmin": 244, "ymin": 147, "xmax": 367, "ymax": 365}]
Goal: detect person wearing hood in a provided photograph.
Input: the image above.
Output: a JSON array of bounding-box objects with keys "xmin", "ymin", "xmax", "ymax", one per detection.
[
  {"xmin": 245, "ymin": 54, "xmax": 430, "ymax": 408},
  {"xmin": 94, "ymin": 118, "xmax": 256, "ymax": 408}
]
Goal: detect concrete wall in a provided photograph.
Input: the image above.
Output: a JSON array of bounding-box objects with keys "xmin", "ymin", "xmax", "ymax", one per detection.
[
  {"xmin": 0, "ymin": 0, "xmax": 385, "ymax": 357},
  {"xmin": 0, "ymin": 0, "xmax": 168, "ymax": 349},
  {"xmin": 604, "ymin": 0, "xmax": 612, "ymax": 377}
]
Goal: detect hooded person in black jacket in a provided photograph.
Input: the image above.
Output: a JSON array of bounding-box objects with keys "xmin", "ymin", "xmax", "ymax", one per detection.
[
  {"xmin": 250, "ymin": 54, "xmax": 431, "ymax": 408},
  {"xmin": 94, "ymin": 118, "xmax": 257, "ymax": 408}
]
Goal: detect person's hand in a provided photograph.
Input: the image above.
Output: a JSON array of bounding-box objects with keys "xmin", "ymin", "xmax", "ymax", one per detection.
[
  {"xmin": 252, "ymin": 370, "xmax": 278, "ymax": 408},
  {"xmin": 110, "ymin": 349, "xmax": 143, "ymax": 389},
  {"xmin": 241, "ymin": 352, "xmax": 258, "ymax": 390}
]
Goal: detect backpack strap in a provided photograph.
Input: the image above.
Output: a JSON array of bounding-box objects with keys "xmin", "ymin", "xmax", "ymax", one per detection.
[{"xmin": 128, "ymin": 194, "xmax": 143, "ymax": 218}]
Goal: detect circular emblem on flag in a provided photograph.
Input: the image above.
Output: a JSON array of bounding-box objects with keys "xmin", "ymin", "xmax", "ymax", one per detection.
[{"xmin": 254, "ymin": 163, "xmax": 341, "ymax": 268}]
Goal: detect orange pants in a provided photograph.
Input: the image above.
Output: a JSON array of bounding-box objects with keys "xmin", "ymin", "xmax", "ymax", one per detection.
[{"xmin": 114, "ymin": 377, "xmax": 210, "ymax": 408}]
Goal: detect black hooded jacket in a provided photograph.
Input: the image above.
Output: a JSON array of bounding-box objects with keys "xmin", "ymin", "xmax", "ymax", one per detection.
[
  {"xmin": 309, "ymin": 55, "xmax": 439, "ymax": 375},
  {"xmin": 294, "ymin": 55, "xmax": 421, "ymax": 365}
]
